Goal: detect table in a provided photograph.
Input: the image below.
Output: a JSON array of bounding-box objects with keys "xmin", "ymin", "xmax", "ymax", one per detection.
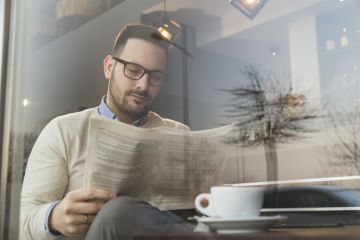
[{"xmin": 134, "ymin": 225, "xmax": 360, "ymax": 240}]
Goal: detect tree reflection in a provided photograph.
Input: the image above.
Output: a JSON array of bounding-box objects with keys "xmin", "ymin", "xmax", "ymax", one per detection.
[
  {"xmin": 221, "ymin": 65, "xmax": 319, "ymax": 181},
  {"xmin": 324, "ymin": 107, "xmax": 360, "ymax": 176}
]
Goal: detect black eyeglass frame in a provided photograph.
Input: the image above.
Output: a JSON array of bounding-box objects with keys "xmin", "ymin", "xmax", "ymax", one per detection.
[{"xmin": 112, "ymin": 56, "xmax": 167, "ymax": 86}]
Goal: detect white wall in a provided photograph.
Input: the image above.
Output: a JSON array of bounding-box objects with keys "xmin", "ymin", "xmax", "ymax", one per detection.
[{"xmin": 289, "ymin": 16, "xmax": 321, "ymax": 102}]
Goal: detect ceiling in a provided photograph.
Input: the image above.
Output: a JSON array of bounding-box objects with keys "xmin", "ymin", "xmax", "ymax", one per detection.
[
  {"xmin": 141, "ymin": 0, "xmax": 353, "ymax": 64},
  {"xmin": 29, "ymin": 0, "xmax": 356, "ymax": 60}
]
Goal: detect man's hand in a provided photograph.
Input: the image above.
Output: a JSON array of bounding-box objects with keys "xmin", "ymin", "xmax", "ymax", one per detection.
[{"xmin": 49, "ymin": 188, "xmax": 116, "ymax": 236}]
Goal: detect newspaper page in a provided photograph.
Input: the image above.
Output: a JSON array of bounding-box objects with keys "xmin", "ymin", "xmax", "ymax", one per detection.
[{"xmin": 83, "ymin": 115, "xmax": 237, "ymax": 210}]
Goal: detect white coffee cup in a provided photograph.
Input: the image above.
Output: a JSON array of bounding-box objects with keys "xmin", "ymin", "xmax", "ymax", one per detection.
[{"xmin": 194, "ymin": 186, "xmax": 263, "ymax": 218}]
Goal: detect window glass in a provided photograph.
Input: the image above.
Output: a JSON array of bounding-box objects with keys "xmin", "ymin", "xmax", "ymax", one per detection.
[
  {"xmin": 277, "ymin": 191, "xmax": 305, "ymax": 208},
  {"xmin": 1, "ymin": 0, "xmax": 360, "ymax": 238},
  {"xmin": 301, "ymin": 192, "xmax": 333, "ymax": 208},
  {"xmin": 334, "ymin": 190, "xmax": 360, "ymax": 206}
]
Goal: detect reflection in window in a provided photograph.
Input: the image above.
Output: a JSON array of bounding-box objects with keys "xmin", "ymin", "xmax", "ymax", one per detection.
[{"xmin": 30, "ymin": 0, "xmax": 126, "ymax": 50}]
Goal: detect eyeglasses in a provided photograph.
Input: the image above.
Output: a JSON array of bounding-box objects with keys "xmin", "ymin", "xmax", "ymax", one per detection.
[{"xmin": 112, "ymin": 56, "xmax": 167, "ymax": 86}]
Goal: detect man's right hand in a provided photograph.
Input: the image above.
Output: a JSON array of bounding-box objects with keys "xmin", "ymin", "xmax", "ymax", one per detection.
[{"xmin": 49, "ymin": 188, "xmax": 116, "ymax": 237}]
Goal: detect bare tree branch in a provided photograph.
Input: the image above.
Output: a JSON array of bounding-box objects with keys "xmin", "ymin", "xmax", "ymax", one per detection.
[{"xmin": 221, "ymin": 65, "xmax": 321, "ymax": 180}]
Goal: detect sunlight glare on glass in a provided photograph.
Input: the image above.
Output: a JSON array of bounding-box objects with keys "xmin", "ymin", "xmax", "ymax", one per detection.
[{"xmin": 22, "ymin": 98, "xmax": 29, "ymax": 107}]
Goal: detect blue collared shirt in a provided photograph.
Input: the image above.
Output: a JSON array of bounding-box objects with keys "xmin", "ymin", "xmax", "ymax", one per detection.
[
  {"xmin": 44, "ymin": 96, "xmax": 148, "ymax": 236},
  {"xmin": 97, "ymin": 96, "xmax": 148, "ymax": 126}
]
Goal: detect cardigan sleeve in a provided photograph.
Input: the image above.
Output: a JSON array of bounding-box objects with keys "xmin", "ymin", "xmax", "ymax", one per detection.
[{"xmin": 20, "ymin": 118, "xmax": 69, "ymax": 240}]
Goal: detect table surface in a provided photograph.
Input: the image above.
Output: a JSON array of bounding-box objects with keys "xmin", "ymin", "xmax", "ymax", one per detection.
[{"xmin": 134, "ymin": 225, "xmax": 360, "ymax": 240}]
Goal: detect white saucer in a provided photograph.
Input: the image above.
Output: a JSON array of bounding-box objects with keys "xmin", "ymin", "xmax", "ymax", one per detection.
[{"xmin": 197, "ymin": 215, "xmax": 285, "ymax": 234}]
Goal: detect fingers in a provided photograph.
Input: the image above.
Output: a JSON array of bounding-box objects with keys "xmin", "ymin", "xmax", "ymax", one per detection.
[
  {"xmin": 67, "ymin": 188, "xmax": 116, "ymax": 202},
  {"xmin": 67, "ymin": 201, "xmax": 106, "ymax": 215},
  {"xmin": 84, "ymin": 214, "xmax": 96, "ymax": 224},
  {"xmin": 61, "ymin": 188, "xmax": 115, "ymax": 217},
  {"xmin": 63, "ymin": 214, "xmax": 96, "ymax": 225},
  {"xmin": 49, "ymin": 188, "xmax": 116, "ymax": 236}
]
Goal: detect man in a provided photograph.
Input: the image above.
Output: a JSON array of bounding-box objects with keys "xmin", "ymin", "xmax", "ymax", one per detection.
[{"xmin": 20, "ymin": 24, "xmax": 194, "ymax": 240}]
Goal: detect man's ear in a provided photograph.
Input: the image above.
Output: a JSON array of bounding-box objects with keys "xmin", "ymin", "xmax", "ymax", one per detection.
[{"xmin": 103, "ymin": 55, "xmax": 114, "ymax": 80}]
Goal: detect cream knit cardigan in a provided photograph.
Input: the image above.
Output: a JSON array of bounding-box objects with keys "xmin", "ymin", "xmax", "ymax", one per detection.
[{"xmin": 20, "ymin": 108, "xmax": 189, "ymax": 240}]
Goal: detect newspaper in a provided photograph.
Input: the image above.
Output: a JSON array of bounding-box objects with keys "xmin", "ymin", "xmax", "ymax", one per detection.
[{"xmin": 83, "ymin": 115, "xmax": 237, "ymax": 210}]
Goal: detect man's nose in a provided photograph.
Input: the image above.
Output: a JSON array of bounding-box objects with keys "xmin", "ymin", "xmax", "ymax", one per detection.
[{"xmin": 135, "ymin": 73, "xmax": 150, "ymax": 90}]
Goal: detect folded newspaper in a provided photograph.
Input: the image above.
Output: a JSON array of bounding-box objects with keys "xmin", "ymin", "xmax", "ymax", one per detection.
[{"xmin": 84, "ymin": 115, "xmax": 238, "ymax": 210}]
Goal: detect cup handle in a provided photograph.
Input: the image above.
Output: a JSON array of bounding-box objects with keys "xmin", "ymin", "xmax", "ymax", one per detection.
[{"xmin": 195, "ymin": 193, "xmax": 214, "ymax": 217}]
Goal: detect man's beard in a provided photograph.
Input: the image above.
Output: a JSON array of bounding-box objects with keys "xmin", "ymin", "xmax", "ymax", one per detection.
[{"xmin": 108, "ymin": 81, "xmax": 151, "ymax": 119}]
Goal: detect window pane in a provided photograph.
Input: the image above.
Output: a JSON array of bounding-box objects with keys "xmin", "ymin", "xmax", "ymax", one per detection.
[{"xmin": 1, "ymin": 1, "xmax": 360, "ymax": 238}]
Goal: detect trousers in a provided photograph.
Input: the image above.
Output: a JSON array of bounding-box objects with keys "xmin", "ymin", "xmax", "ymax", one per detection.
[{"xmin": 85, "ymin": 197, "xmax": 197, "ymax": 240}]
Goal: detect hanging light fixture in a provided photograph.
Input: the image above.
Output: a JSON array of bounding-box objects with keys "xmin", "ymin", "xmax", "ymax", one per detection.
[
  {"xmin": 229, "ymin": 0, "xmax": 268, "ymax": 20},
  {"xmin": 147, "ymin": 0, "xmax": 192, "ymax": 57},
  {"xmin": 153, "ymin": 0, "xmax": 181, "ymax": 41}
]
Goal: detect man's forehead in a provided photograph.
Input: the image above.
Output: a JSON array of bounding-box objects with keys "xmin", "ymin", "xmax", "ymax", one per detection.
[{"xmin": 119, "ymin": 38, "xmax": 167, "ymax": 69}]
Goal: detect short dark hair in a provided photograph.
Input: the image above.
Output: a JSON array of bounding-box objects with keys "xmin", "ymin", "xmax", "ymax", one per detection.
[{"xmin": 112, "ymin": 24, "xmax": 171, "ymax": 57}]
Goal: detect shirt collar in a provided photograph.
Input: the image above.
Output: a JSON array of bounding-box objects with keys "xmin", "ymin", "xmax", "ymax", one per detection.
[{"xmin": 97, "ymin": 96, "xmax": 148, "ymax": 127}]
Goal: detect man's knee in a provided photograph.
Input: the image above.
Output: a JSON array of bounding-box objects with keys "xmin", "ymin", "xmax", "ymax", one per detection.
[
  {"xmin": 86, "ymin": 197, "xmax": 147, "ymax": 240},
  {"xmin": 86, "ymin": 197, "xmax": 194, "ymax": 240},
  {"xmin": 94, "ymin": 196, "xmax": 144, "ymax": 226}
]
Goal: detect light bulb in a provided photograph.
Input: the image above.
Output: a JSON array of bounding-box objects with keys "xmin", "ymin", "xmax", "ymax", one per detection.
[
  {"xmin": 158, "ymin": 27, "xmax": 172, "ymax": 41},
  {"xmin": 242, "ymin": 0, "xmax": 260, "ymax": 8}
]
